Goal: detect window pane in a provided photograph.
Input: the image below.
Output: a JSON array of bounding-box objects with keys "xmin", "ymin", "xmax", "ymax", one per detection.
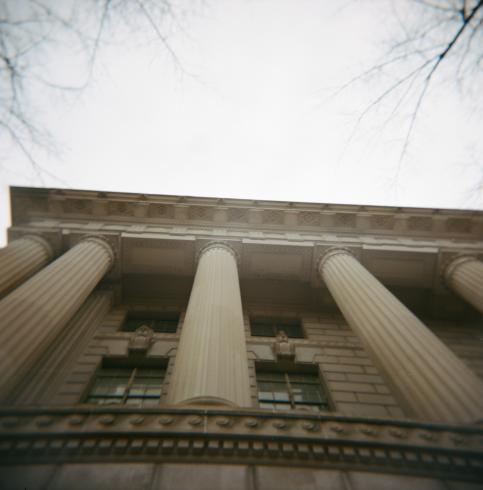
[
  {"xmin": 288, "ymin": 373, "xmax": 320, "ymax": 384},
  {"xmin": 292, "ymin": 384, "xmax": 326, "ymax": 403},
  {"xmin": 251, "ymin": 318, "xmax": 304, "ymax": 338},
  {"xmin": 257, "ymin": 372, "xmax": 285, "ymax": 382},
  {"xmin": 257, "ymin": 367, "xmax": 329, "ymax": 412},
  {"xmin": 274, "ymin": 402, "xmax": 291, "ymax": 411},
  {"xmin": 86, "ymin": 366, "xmax": 165, "ymax": 405},
  {"xmin": 152, "ymin": 319, "xmax": 178, "ymax": 333},
  {"xmin": 90, "ymin": 372, "xmax": 130, "ymax": 397},
  {"xmin": 259, "ymin": 402, "xmax": 275, "ymax": 410},
  {"xmin": 273, "ymin": 391, "xmax": 290, "ymax": 402},
  {"xmin": 123, "ymin": 319, "xmax": 143, "ymax": 331},
  {"xmin": 280, "ymin": 324, "xmax": 304, "ymax": 338},
  {"xmin": 123, "ymin": 314, "xmax": 179, "ymax": 333},
  {"xmin": 86, "ymin": 397, "xmax": 123, "ymax": 405},
  {"xmin": 251, "ymin": 323, "xmax": 275, "ymax": 337},
  {"xmin": 258, "ymin": 381, "xmax": 288, "ymax": 400}
]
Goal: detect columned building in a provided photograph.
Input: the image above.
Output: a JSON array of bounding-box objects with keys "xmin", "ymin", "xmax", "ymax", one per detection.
[{"xmin": 0, "ymin": 186, "xmax": 482, "ymax": 489}]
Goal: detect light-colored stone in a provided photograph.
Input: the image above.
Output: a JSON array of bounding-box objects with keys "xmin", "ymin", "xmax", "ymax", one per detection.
[
  {"xmin": 49, "ymin": 463, "xmax": 155, "ymax": 490},
  {"xmin": 0, "ymin": 235, "xmax": 53, "ymax": 297},
  {"xmin": 167, "ymin": 242, "xmax": 251, "ymax": 407},
  {"xmin": 12, "ymin": 291, "xmax": 112, "ymax": 405},
  {"xmin": 318, "ymin": 248, "xmax": 483, "ymax": 423},
  {"xmin": 0, "ymin": 237, "xmax": 113, "ymax": 402},
  {"xmin": 154, "ymin": 464, "xmax": 250, "ymax": 490},
  {"xmin": 444, "ymin": 255, "xmax": 483, "ymax": 314},
  {"xmin": 348, "ymin": 471, "xmax": 445, "ymax": 490}
]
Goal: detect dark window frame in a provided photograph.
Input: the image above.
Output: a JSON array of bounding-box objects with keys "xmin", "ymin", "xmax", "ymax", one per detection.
[
  {"xmin": 249, "ymin": 317, "xmax": 304, "ymax": 338},
  {"xmin": 84, "ymin": 357, "xmax": 167, "ymax": 406},
  {"xmin": 256, "ymin": 362, "xmax": 330, "ymax": 412},
  {"xmin": 122, "ymin": 311, "xmax": 180, "ymax": 333}
]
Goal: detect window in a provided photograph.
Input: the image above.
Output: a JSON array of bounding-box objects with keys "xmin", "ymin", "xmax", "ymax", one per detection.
[
  {"xmin": 256, "ymin": 368, "xmax": 329, "ymax": 412},
  {"xmin": 123, "ymin": 312, "xmax": 179, "ymax": 333},
  {"xmin": 250, "ymin": 317, "xmax": 304, "ymax": 338},
  {"xmin": 85, "ymin": 362, "xmax": 166, "ymax": 406}
]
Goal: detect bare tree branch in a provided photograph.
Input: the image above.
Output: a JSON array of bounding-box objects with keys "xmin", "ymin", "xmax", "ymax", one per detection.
[
  {"xmin": 332, "ymin": 0, "xmax": 483, "ymax": 178},
  {"xmin": 0, "ymin": 0, "xmax": 196, "ymax": 180}
]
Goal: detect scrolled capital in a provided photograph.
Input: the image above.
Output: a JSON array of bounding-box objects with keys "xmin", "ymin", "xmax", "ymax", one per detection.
[
  {"xmin": 443, "ymin": 254, "xmax": 478, "ymax": 287},
  {"xmin": 317, "ymin": 247, "xmax": 355, "ymax": 277},
  {"xmin": 197, "ymin": 241, "xmax": 240, "ymax": 265},
  {"xmin": 81, "ymin": 235, "xmax": 116, "ymax": 269},
  {"xmin": 22, "ymin": 234, "xmax": 55, "ymax": 260}
]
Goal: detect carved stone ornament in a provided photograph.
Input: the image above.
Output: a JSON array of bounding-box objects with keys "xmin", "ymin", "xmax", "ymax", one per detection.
[
  {"xmin": 227, "ymin": 207, "xmax": 249, "ymax": 223},
  {"xmin": 371, "ymin": 214, "xmax": 395, "ymax": 230},
  {"xmin": 334, "ymin": 213, "xmax": 356, "ymax": 227},
  {"xmin": 298, "ymin": 211, "xmax": 320, "ymax": 226},
  {"xmin": 446, "ymin": 217, "xmax": 472, "ymax": 233},
  {"xmin": 408, "ymin": 216, "xmax": 433, "ymax": 231},
  {"xmin": 272, "ymin": 331, "xmax": 295, "ymax": 361},
  {"xmin": 262, "ymin": 210, "xmax": 284, "ymax": 225},
  {"xmin": 128, "ymin": 325, "xmax": 154, "ymax": 354}
]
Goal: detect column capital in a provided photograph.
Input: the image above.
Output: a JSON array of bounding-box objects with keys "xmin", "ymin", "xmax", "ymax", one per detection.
[
  {"xmin": 80, "ymin": 235, "xmax": 116, "ymax": 270},
  {"xmin": 317, "ymin": 247, "xmax": 355, "ymax": 276},
  {"xmin": 21, "ymin": 234, "xmax": 55, "ymax": 261},
  {"xmin": 8, "ymin": 228, "xmax": 63, "ymax": 258},
  {"xmin": 443, "ymin": 254, "xmax": 478, "ymax": 287},
  {"xmin": 197, "ymin": 241, "xmax": 240, "ymax": 264}
]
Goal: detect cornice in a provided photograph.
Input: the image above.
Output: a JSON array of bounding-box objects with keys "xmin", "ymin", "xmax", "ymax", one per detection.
[
  {"xmin": 10, "ymin": 187, "xmax": 483, "ymax": 241},
  {"xmin": 0, "ymin": 407, "xmax": 482, "ymax": 481}
]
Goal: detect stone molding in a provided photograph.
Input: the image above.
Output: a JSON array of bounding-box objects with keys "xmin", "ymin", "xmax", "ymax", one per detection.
[
  {"xmin": 0, "ymin": 408, "xmax": 482, "ymax": 481},
  {"xmin": 10, "ymin": 187, "xmax": 483, "ymax": 241}
]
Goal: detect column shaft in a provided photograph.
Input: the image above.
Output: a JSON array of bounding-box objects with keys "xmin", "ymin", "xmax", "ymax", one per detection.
[
  {"xmin": 319, "ymin": 250, "xmax": 483, "ymax": 423},
  {"xmin": 0, "ymin": 238, "xmax": 113, "ymax": 402},
  {"xmin": 168, "ymin": 243, "xmax": 251, "ymax": 407},
  {"xmin": 445, "ymin": 256, "xmax": 483, "ymax": 314},
  {"xmin": 0, "ymin": 235, "xmax": 53, "ymax": 298},
  {"xmin": 12, "ymin": 292, "xmax": 112, "ymax": 405}
]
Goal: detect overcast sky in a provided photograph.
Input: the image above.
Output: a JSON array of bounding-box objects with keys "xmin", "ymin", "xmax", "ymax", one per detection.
[{"xmin": 1, "ymin": 0, "xmax": 482, "ymax": 245}]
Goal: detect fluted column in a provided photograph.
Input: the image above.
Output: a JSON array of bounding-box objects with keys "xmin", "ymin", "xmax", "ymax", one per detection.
[
  {"xmin": 168, "ymin": 242, "xmax": 251, "ymax": 407},
  {"xmin": 318, "ymin": 248, "xmax": 483, "ymax": 423},
  {"xmin": 0, "ymin": 235, "xmax": 54, "ymax": 298},
  {"xmin": 0, "ymin": 237, "xmax": 114, "ymax": 402},
  {"xmin": 444, "ymin": 255, "xmax": 483, "ymax": 315}
]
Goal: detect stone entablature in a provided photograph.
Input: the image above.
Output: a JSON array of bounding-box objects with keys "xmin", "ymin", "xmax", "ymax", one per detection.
[
  {"xmin": 10, "ymin": 187, "xmax": 483, "ymax": 240},
  {"xmin": 8, "ymin": 223, "xmax": 483, "ymax": 296},
  {"xmin": 1, "ymin": 407, "xmax": 482, "ymax": 482}
]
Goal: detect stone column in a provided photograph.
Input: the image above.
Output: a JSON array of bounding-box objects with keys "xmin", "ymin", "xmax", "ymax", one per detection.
[
  {"xmin": 318, "ymin": 248, "xmax": 483, "ymax": 424},
  {"xmin": 0, "ymin": 237, "xmax": 114, "ymax": 402},
  {"xmin": 444, "ymin": 255, "xmax": 483, "ymax": 315},
  {"xmin": 0, "ymin": 235, "xmax": 54, "ymax": 298},
  {"xmin": 168, "ymin": 242, "xmax": 251, "ymax": 407}
]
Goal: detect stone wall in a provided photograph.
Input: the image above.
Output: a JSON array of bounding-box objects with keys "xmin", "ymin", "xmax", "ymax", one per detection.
[{"xmin": 0, "ymin": 463, "xmax": 479, "ymax": 490}]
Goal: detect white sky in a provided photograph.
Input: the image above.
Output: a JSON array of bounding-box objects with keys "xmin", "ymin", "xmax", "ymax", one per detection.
[{"xmin": 1, "ymin": 0, "xmax": 482, "ymax": 245}]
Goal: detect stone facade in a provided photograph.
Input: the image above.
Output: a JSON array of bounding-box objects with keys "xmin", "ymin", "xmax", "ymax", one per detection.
[{"xmin": 1, "ymin": 187, "xmax": 483, "ymax": 489}]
